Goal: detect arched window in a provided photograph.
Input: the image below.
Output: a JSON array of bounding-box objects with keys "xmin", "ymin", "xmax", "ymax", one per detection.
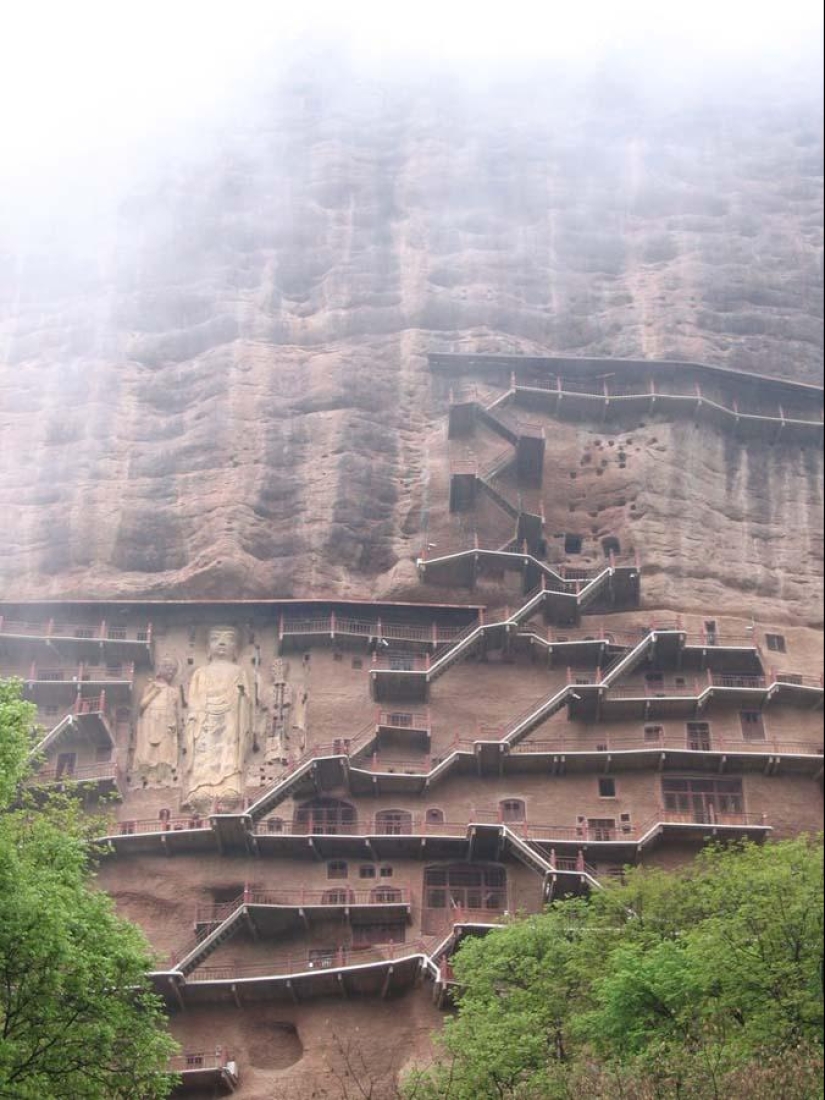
[
  {"xmin": 424, "ymin": 864, "xmax": 507, "ymax": 912},
  {"xmin": 370, "ymin": 886, "xmax": 403, "ymax": 904},
  {"xmin": 374, "ymin": 809, "xmax": 412, "ymax": 835},
  {"xmin": 602, "ymin": 536, "xmax": 621, "ymax": 558},
  {"xmin": 425, "ymin": 808, "xmax": 444, "ymax": 826},
  {"xmin": 294, "ymin": 798, "xmax": 357, "ymax": 836},
  {"xmin": 321, "ymin": 888, "xmax": 354, "ymax": 906},
  {"xmin": 499, "ymin": 799, "xmax": 526, "ymax": 823}
]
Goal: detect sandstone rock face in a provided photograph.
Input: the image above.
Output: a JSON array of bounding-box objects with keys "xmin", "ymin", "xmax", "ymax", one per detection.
[{"xmin": 0, "ymin": 62, "xmax": 822, "ymax": 618}]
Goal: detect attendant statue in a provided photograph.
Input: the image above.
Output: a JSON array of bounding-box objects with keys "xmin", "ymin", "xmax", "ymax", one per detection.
[
  {"xmin": 183, "ymin": 626, "xmax": 252, "ymax": 806},
  {"xmin": 134, "ymin": 656, "xmax": 180, "ymax": 785}
]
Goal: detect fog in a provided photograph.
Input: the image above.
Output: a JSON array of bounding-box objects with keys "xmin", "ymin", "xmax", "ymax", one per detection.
[
  {"xmin": 2, "ymin": 0, "xmax": 821, "ymax": 177},
  {"xmin": 0, "ymin": 0, "xmax": 821, "ymax": 277}
]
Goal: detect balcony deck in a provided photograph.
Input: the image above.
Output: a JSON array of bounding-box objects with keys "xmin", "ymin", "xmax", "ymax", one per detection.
[
  {"xmin": 169, "ymin": 1050, "xmax": 239, "ymax": 1094},
  {"xmin": 0, "ymin": 617, "xmax": 152, "ymax": 661}
]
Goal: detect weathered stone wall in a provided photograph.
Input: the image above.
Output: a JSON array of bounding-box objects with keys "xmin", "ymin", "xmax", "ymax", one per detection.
[{"xmin": 0, "ymin": 64, "xmax": 821, "ymax": 605}]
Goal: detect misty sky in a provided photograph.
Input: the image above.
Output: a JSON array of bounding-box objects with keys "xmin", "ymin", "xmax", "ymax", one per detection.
[{"xmin": 2, "ymin": 0, "xmax": 822, "ymax": 168}]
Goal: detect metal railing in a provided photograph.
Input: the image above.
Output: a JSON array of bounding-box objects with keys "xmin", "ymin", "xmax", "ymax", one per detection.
[
  {"xmin": 513, "ymin": 374, "xmax": 823, "ymax": 425},
  {"xmin": 0, "ymin": 618, "xmax": 151, "ymax": 643},
  {"xmin": 18, "ymin": 661, "xmax": 136, "ymax": 684},
  {"xmin": 111, "ymin": 815, "xmax": 211, "ymax": 837},
  {"xmin": 27, "ymin": 760, "xmax": 118, "ymax": 786},
  {"xmin": 195, "ymin": 885, "xmax": 412, "ymax": 926},
  {"xmin": 508, "ymin": 734, "xmax": 823, "ymax": 757},
  {"xmin": 376, "ymin": 709, "xmax": 431, "ymax": 731},
  {"xmin": 168, "ymin": 1049, "xmax": 236, "ymax": 1074},
  {"xmin": 187, "ymin": 940, "xmax": 430, "ymax": 983}
]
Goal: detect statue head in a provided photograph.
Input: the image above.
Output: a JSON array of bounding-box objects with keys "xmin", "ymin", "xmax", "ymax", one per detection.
[
  {"xmin": 157, "ymin": 655, "xmax": 178, "ymax": 684},
  {"xmin": 208, "ymin": 626, "xmax": 240, "ymax": 662}
]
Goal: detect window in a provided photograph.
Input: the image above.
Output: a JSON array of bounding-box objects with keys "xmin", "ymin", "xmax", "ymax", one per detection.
[
  {"xmin": 389, "ymin": 656, "xmax": 414, "ymax": 672},
  {"xmin": 765, "ymin": 634, "xmax": 786, "ymax": 653},
  {"xmin": 686, "ymin": 722, "xmax": 712, "ymax": 751},
  {"xmin": 598, "ymin": 777, "xmax": 616, "ymax": 798},
  {"xmin": 351, "ymin": 658, "xmax": 363, "ymax": 670},
  {"xmin": 587, "ymin": 818, "xmax": 616, "ymax": 841},
  {"xmin": 333, "ymin": 651, "xmax": 343, "ymax": 662},
  {"xmin": 185, "ymin": 1055, "xmax": 204, "ymax": 1069},
  {"xmin": 265, "ymin": 816, "xmax": 283, "ymax": 833},
  {"xmin": 374, "ymin": 809, "xmax": 412, "ymax": 835},
  {"xmin": 662, "ymin": 777, "xmax": 744, "ymax": 822},
  {"xmin": 644, "ymin": 725, "xmax": 664, "ymax": 742},
  {"xmin": 107, "ymin": 627, "xmax": 127, "ymax": 640},
  {"xmin": 73, "ymin": 627, "xmax": 95, "ymax": 639},
  {"xmin": 499, "ymin": 799, "xmax": 526, "ymax": 823},
  {"xmin": 564, "ymin": 534, "xmax": 583, "ymax": 555},
  {"xmin": 308, "ymin": 948, "xmax": 338, "ymax": 969},
  {"xmin": 321, "ymin": 888, "xmax": 354, "ymax": 905},
  {"xmin": 645, "ymin": 672, "xmax": 664, "ymax": 685},
  {"xmin": 327, "ymin": 861, "xmax": 348, "ymax": 879},
  {"xmin": 387, "ymin": 712, "xmax": 414, "ymax": 728},
  {"xmin": 379, "ymin": 865, "xmax": 394, "ymax": 878},
  {"xmin": 704, "ymin": 621, "xmax": 718, "ymax": 645},
  {"xmin": 294, "ymin": 798, "xmax": 357, "ymax": 836},
  {"xmin": 425, "ymin": 808, "xmax": 444, "ymax": 826},
  {"xmin": 740, "ymin": 711, "xmax": 766, "ymax": 741},
  {"xmin": 424, "ymin": 864, "xmax": 507, "ymax": 911},
  {"xmin": 370, "ymin": 886, "xmax": 402, "ymax": 903},
  {"xmin": 359, "ymin": 865, "xmax": 377, "ymax": 879},
  {"xmin": 776, "ymin": 673, "xmax": 803, "ymax": 685},
  {"xmin": 601, "ymin": 536, "xmax": 621, "ymax": 558},
  {"xmin": 619, "ymin": 813, "xmax": 633, "ymax": 834}
]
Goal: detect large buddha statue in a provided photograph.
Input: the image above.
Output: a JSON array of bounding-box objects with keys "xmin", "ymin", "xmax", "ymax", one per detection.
[
  {"xmin": 134, "ymin": 655, "xmax": 180, "ymax": 785},
  {"xmin": 183, "ymin": 626, "xmax": 252, "ymax": 807}
]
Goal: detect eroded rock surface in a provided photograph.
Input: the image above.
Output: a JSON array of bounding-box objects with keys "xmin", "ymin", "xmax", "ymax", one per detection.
[{"xmin": 0, "ymin": 62, "xmax": 822, "ymax": 618}]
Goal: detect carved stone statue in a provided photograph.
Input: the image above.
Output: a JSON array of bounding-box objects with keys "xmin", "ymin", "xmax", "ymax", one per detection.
[
  {"xmin": 183, "ymin": 626, "xmax": 252, "ymax": 807},
  {"xmin": 134, "ymin": 656, "xmax": 180, "ymax": 785}
]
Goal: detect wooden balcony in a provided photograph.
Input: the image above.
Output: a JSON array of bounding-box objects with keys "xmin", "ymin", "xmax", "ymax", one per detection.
[
  {"xmin": 375, "ymin": 709, "xmax": 432, "ymax": 749},
  {"xmin": 15, "ymin": 660, "xmax": 135, "ymax": 703},
  {"xmin": 157, "ymin": 941, "xmax": 429, "ymax": 1008},
  {"xmin": 193, "ymin": 886, "xmax": 413, "ymax": 937},
  {"xmin": 169, "ymin": 1049, "xmax": 239, "ymax": 1093},
  {"xmin": 0, "ymin": 617, "xmax": 152, "ymax": 661},
  {"xmin": 25, "ymin": 759, "xmax": 121, "ymax": 798}
]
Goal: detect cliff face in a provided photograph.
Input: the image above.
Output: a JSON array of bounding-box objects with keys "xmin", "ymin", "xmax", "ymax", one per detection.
[{"xmin": 0, "ymin": 61, "xmax": 822, "ymax": 611}]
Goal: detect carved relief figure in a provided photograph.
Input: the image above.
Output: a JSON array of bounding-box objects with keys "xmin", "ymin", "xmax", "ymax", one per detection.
[
  {"xmin": 183, "ymin": 626, "xmax": 252, "ymax": 806},
  {"xmin": 134, "ymin": 656, "xmax": 180, "ymax": 785}
]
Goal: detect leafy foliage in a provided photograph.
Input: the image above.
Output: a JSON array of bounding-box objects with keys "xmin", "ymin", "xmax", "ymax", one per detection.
[
  {"xmin": 404, "ymin": 838, "xmax": 824, "ymax": 1100},
  {"xmin": 0, "ymin": 679, "xmax": 178, "ymax": 1099}
]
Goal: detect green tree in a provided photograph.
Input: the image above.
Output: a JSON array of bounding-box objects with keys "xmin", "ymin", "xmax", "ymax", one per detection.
[
  {"xmin": 0, "ymin": 679, "xmax": 178, "ymax": 1100},
  {"xmin": 404, "ymin": 837, "xmax": 824, "ymax": 1100}
]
